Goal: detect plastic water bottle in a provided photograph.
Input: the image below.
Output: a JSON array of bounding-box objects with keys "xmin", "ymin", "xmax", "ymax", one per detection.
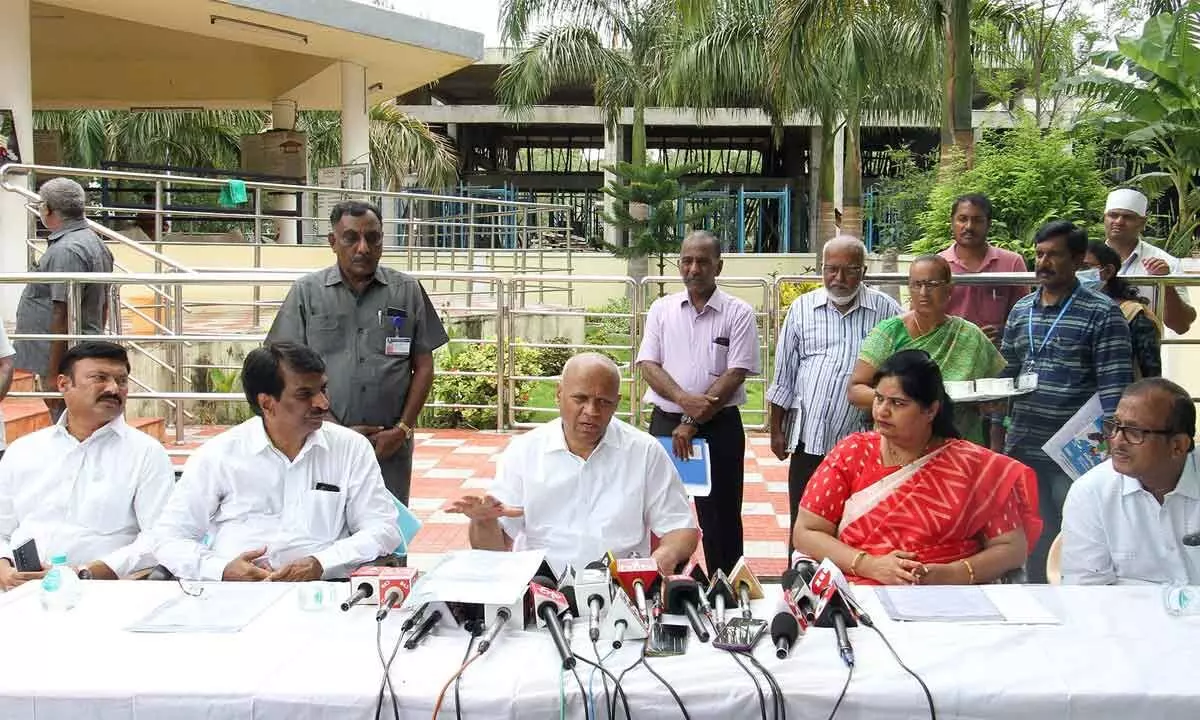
[
  {"xmin": 1163, "ymin": 585, "xmax": 1200, "ymax": 616},
  {"xmin": 39, "ymin": 554, "xmax": 81, "ymax": 612}
]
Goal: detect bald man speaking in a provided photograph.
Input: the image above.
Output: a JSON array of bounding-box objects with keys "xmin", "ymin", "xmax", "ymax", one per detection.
[{"xmin": 449, "ymin": 353, "xmax": 699, "ymax": 575}]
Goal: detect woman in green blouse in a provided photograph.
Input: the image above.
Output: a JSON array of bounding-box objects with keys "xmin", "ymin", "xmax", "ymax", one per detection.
[{"xmin": 848, "ymin": 255, "xmax": 1005, "ymax": 444}]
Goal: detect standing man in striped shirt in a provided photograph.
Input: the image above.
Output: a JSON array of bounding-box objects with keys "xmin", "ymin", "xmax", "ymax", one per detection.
[
  {"xmin": 996, "ymin": 220, "xmax": 1134, "ymax": 582},
  {"xmin": 638, "ymin": 231, "xmax": 760, "ymax": 575},
  {"xmin": 767, "ymin": 236, "xmax": 902, "ymax": 559}
]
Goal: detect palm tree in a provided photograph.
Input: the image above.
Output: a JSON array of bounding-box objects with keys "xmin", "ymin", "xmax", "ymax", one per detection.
[
  {"xmin": 33, "ymin": 105, "xmax": 457, "ymax": 189},
  {"xmin": 495, "ymin": 0, "xmax": 678, "ymax": 168}
]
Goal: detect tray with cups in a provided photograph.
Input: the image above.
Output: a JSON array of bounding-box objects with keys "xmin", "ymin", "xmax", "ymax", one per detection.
[{"xmin": 944, "ymin": 374, "xmax": 1038, "ymax": 403}]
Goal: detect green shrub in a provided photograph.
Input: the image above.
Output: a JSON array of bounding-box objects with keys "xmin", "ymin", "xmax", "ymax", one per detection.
[
  {"xmin": 909, "ymin": 120, "xmax": 1110, "ymax": 262},
  {"xmin": 538, "ymin": 337, "xmax": 573, "ymax": 377},
  {"xmin": 424, "ymin": 340, "xmax": 544, "ymax": 429}
]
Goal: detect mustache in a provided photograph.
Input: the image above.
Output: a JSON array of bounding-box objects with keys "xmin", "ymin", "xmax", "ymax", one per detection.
[{"xmin": 98, "ymin": 394, "xmax": 122, "ymax": 403}]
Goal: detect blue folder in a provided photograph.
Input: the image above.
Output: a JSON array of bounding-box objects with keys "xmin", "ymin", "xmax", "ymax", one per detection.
[
  {"xmin": 393, "ymin": 498, "xmax": 423, "ymax": 556},
  {"xmin": 655, "ymin": 437, "xmax": 712, "ymax": 497}
]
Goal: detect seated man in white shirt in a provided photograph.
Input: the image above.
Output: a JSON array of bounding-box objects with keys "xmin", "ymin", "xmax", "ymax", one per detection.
[
  {"xmin": 1062, "ymin": 378, "xmax": 1200, "ymax": 585},
  {"xmin": 153, "ymin": 342, "xmax": 401, "ymax": 581},
  {"xmin": 449, "ymin": 353, "xmax": 699, "ymax": 575},
  {"xmin": 0, "ymin": 341, "xmax": 174, "ymax": 589}
]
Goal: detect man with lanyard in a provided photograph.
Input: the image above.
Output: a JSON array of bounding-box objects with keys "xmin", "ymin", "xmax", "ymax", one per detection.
[
  {"xmin": 1104, "ymin": 188, "xmax": 1196, "ymax": 336},
  {"xmin": 994, "ymin": 220, "xmax": 1133, "ymax": 582},
  {"xmin": 938, "ymin": 193, "xmax": 1028, "ymax": 345},
  {"xmin": 767, "ymin": 235, "xmax": 900, "ymax": 560},
  {"xmin": 268, "ymin": 200, "xmax": 449, "ymax": 505},
  {"xmin": 637, "ymin": 230, "xmax": 760, "ymax": 575}
]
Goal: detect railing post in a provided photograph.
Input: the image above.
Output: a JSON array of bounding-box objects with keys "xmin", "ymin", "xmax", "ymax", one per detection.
[
  {"xmin": 496, "ymin": 278, "xmax": 507, "ymax": 431},
  {"xmin": 66, "ymin": 281, "xmax": 82, "ymax": 344},
  {"xmin": 466, "ymin": 202, "xmax": 476, "ymax": 309},
  {"xmin": 172, "ymin": 283, "xmax": 186, "ymax": 443},
  {"xmin": 252, "ymin": 187, "xmax": 263, "ymax": 328}
]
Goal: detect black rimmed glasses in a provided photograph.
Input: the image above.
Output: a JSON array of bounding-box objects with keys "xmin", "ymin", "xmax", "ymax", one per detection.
[{"xmin": 1101, "ymin": 419, "xmax": 1176, "ymax": 445}]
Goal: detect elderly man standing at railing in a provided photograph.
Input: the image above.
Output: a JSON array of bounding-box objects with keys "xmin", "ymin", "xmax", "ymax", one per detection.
[
  {"xmin": 267, "ymin": 200, "xmax": 448, "ymax": 508},
  {"xmin": 14, "ymin": 177, "xmax": 113, "ymax": 421}
]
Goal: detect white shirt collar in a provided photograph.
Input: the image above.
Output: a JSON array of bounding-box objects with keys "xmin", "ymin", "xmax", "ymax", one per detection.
[
  {"xmin": 53, "ymin": 412, "xmax": 130, "ymax": 443},
  {"xmin": 1120, "ymin": 454, "xmax": 1200, "ymax": 500},
  {"xmin": 243, "ymin": 415, "xmax": 329, "ymax": 460}
]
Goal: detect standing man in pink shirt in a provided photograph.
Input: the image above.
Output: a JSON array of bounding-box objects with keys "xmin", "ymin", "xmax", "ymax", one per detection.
[
  {"xmin": 637, "ymin": 231, "xmax": 761, "ymax": 574},
  {"xmin": 938, "ymin": 194, "xmax": 1028, "ymax": 344}
]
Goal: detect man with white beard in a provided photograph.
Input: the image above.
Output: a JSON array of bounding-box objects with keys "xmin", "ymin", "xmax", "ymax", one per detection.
[{"xmin": 766, "ymin": 236, "xmax": 901, "ymax": 560}]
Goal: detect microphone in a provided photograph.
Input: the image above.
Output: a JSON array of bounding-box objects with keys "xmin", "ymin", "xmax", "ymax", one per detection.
[
  {"xmin": 576, "ymin": 561, "xmax": 613, "ymax": 642},
  {"xmin": 403, "ymin": 609, "xmax": 443, "ymax": 649},
  {"xmin": 663, "ymin": 575, "xmax": 710, "ymax": 642},
  {"xmin": 604, "ymin": 585, "xmax": 649, "ymax": 649},
  {"xmin": 615, "ymin": 557, "xmax": 661, "ymax": 621},
  {"xmin": 530, "ymin": 576, "xmax": 576, "ymax": 669},
  {"xmin": 375, "ymin": 567, "xmax": 420, "ymax": 622},
  {"xmin": 729, "ymin": 557, "xmax": 764, "ymax": 619},
  {"xmin": 477, "ymin": 606, "xmax": 513, "ymax": 654},
  {"xmin": 401, "ymin": 602, "xmax": 430, "ymax": 632},
  {"xmin": 771, "ymin": 611, "xmax": 800, "ymax": 659},
  {"xmin": 780, "ymin": 569, "xmax": 816, "ymax": 626},
  {"xmin": 341, "ymin": 566, "xmax": 384, "ymax": 611},
  {"xmin": 809, "ymin": 559, "xmax": 859, "ymax": 668},
  {"xmin": 707, "ymin": 570, "xmax": 735, "ymax": 630},
  {"xmin": 557, "ymin": 564, "xmax": 580, "ymax": 617},
  {"xmin": 788, "ymin": 553, "xmax": 821, "ymax": 624},
  {"xmin": 1184, "ymin": 533, "xmax": 1200, "ymax": 547}
]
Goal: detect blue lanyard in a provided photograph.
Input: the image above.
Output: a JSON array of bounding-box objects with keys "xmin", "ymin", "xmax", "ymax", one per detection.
[{"xmin": 1027, "ymin": 287, "xmax": 1076, "ymax": 358}]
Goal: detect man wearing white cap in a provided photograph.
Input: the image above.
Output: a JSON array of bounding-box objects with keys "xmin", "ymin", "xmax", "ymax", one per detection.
[{"xmin": 1104, "ymin": 188, "xmax": 1195, "ymax": 335}]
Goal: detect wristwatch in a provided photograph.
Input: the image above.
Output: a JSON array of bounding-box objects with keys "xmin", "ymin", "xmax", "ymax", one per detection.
[
  {"xmin": 680, "ymin": 414, "xmax": 697, "ymax": 427},
  {"xmin": 395, "ymin": 420, "xmax": 413, "ymax": 439}
]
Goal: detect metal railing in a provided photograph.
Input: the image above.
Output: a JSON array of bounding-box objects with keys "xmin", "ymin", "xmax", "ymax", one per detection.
[
  {"xmin": 5, "ymin": 270, "xmax": 1197, "ymax": 454},
  {"xmin": 1, "ymin": 163, "xmax": 578, "ymax": 325}
]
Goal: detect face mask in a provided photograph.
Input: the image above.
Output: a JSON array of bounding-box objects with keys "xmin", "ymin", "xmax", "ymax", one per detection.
[
  {"xmin": 826, "ymin": 285, "xmax": 861, "ymax": 305},
  {"xmin": 1076, "ymin": 268, "xmax": 1103, "ymax": 289}
]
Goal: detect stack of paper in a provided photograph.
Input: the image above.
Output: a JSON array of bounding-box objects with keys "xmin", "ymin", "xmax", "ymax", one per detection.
[
  {"xmin": 127, "ymin": 584, "xmax": 289, "ymax": 633},
  {"xmin": 876, "ymin": 585, "xmax": 1059, "ymax": 625}
]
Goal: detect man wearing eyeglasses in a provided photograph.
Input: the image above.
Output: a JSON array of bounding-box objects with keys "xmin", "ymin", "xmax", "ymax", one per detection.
[
  {"xmin": 767, "ymin": 235, "xmax": 900, "ymax": 561},
  {"xmin": 267, "ymin": 201, "xmax": 449, "ymax": 505},
  {"xmin": 1061, "ymin": 378, "xmax": 1200, "ymax": 585}
]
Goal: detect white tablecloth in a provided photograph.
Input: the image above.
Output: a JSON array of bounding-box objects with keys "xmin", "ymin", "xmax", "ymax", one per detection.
[{"xmin": 0, "ymin": 581, "xmax": 1196, "ymax": 720}]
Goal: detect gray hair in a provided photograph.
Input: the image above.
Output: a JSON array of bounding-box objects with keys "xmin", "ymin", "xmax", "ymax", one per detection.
[
  {"xmin": 39, "ymin": 178, "xmax": 87, "ymax": 220},
  {"xmin": 683, "ymin": 229, "xmax": 722, "ymax": 258},
  {"xmin": 822, "ymin": 235, "xmax": 867, "ymax": 263}
]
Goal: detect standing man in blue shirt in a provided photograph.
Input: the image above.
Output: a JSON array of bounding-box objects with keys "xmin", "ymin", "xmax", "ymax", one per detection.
[{"xmin": 995, "ymin": 220, "xmax": 1134, "ymax": 582}]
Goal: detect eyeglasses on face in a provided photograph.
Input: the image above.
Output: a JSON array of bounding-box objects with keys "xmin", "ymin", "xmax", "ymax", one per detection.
[
  {"xmin": 824, "ymin": 265, "xmax": 864, "ymax": 277},
  {"xmin": 908, "ymin": 280, "xmax": 949, "ymax": 292},
  {"xmin": 1101, "ymin": 418, "xmax": 1176, "ymax": 446}
]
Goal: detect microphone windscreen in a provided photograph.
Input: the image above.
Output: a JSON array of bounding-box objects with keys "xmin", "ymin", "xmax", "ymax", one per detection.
[
  {"xmin": 771, "ymin": 611, "xmax": 800, "ymax": 643},
  {"xmin": 781, "ymin": 568, "xmax": 799, "ymax": 589}
]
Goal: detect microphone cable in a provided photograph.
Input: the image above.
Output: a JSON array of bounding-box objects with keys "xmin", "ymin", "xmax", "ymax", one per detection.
[
  {"xmin": 375, "ymin": 623, "xmax": 413, "ymax": 720},
  {"xmin": 431, "ymin": 646, "xmax": 484, "ymax": 719},
  {"xmin": 639, "ymin": 645, "xmax": 691, "ymax": 720},
  {"xmin": 589, "ymin": 639, "xmax": 613, "ymax": 719},
  {"xmin": 825, "ymin": 660, "xmax": 854, "ymax": 720},
  {"xmin": 454, "ymin": 625, "xmax": 481, "ymax": 720},
  {"xmin": 726, "ymin": 650, "xmax": 767, "ymax": 720},
  {"xmin": 865, "ymin": 621, "xmax": 936, "ymax": 720},
  {"xmin": 740, "ymin": 651, "xmax": 785, "ymax": 720},
  {"xmin": 574, "ymin": 650, "xmax": 631, "ymax": 720}
]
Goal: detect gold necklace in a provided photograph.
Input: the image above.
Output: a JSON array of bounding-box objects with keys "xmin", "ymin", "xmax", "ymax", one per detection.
[{"xmin": 882, "ymin": 436, "xmax": 936, "ymax": 466}]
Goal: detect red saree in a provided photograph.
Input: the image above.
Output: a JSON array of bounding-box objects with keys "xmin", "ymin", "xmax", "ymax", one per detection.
[{"xmin": 799, "ymin": 432, "xmax": 1042, "ymax": 584}]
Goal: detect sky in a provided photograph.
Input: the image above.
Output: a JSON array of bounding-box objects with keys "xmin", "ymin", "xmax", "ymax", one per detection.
[{"xmin": 367, "ymin": 0, "xmax": 1124, "ymax": 50}]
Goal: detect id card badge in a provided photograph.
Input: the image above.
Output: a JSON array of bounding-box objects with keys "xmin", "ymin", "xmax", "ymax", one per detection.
[
  {"xmin": 1020, "ymin": 359, "xmax": 1037, "ymax": 377},
  {"xmin": 385, "ymin": 336, "xmax": 411, "ymax": 358}
]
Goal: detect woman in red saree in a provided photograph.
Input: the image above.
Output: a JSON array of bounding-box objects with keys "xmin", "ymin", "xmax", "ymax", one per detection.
[{"xmin": 793, "ymin": 349, "xmax": 1042, "ymax": 585}]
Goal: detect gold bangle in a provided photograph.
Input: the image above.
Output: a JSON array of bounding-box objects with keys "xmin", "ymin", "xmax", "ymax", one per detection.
[
  {"xmin": 961, "ymin": 558, "xmax": 976, "ymax": 584},
  {"xmin": 849, "ymin": 550, "xmax": 867, "ymax": 575}
]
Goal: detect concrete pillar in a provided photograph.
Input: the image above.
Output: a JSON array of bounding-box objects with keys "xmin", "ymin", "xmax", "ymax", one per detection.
[
  {"xmin": 602, "ymin": 121, "xmax": 626, "ymax": 249},
  {"xmin": 807, "ymin": 126, "xmax": 822, "ymax": 253},
  {"xmin": 269, "ymin": 99, "xmax": 299, "ymax": 244},
  {"xmin": 0, "ymin": 0, "xmax": 33, "ymax": 320},
  {"xmin": 340, "ymin": 62, "xmax": 370, "ymax": 167}
]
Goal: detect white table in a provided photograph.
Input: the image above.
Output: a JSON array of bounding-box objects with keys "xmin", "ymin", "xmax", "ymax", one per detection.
[{"xmin": 0, "ymin": 581, "xmax": 1197, "ymax": 719}]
